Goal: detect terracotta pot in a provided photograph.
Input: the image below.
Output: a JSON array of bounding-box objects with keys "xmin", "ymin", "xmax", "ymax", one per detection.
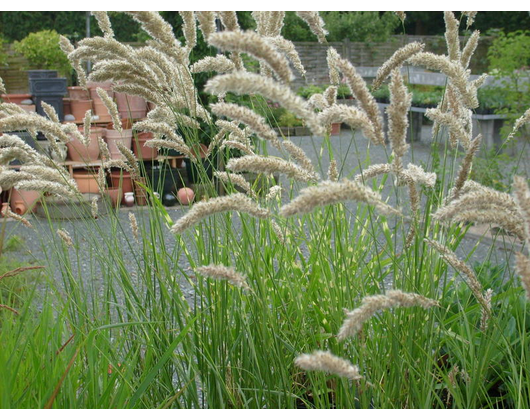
[
  {"xmin": 105, "ymin": 187, "xmax": 122, "ymax": 208},
  {"xmin": 106, "ymin": 118, "xmax": 133, "ymax": 130},
  {"xmin": 110, "ymin": 170, "xmax": 134, "ymax": 202},
  {"xmin": 92, "ymin": 98, "xmax": 112, "ymax": 118},
  {"xmin": 1, "ymin": 94, "xmax": 32, "ymax": 105},
  {"xmin": 12, "ymin": 201, "xmax": 27, "ymax": 216},
  {"xmin": 70, "ymin": 99, "xmax": 93, "ymax": 121},
  {"xmin": 330, "ymin": 122, "xmax": 341, "ymax": 136},
  {"xmin": 134, "ymin": 177, "xmax": 148, "ymax": 206},
  {"xmin": 177, "ymin": 187, "xmax": 195, "ymax": 205},
  {"xmin": 114, "ymin": 92, "xmax": 147, "ymax": 119},
  {"xmin": 133, "ymin": 131, "xmax": 157, "ymax": 160},
  {"xmin": 63, "ymin": 98, "xmax": 72, "ymax": 115},
  {"xmin": 10, "ymin": 188, "xmax": 40, "ymax": 214},
  {"xmin": 68, "ymin": 86, "xmax": 90, "ymax": 100},
  {"xmin": 87, "ymin": 81, "xmax": 112, "ymax": 90},
  {"xmin": 88, "ymin": 82, "xmax": 113, "ymax": 119},
  {"xmin": 104, "ymin": 128, "xmax": 133, "ymax": 160},
  {"xmin": 72, "ymin": 170, "xmax": 99, "ymax": 194},
  {"xmin": 66, "ymin": 127, "xmax": 102, "ymax": 161},
  {"xmin": 1, "ymin": 202, "xmax": 9, "ymax": 217},
  {"xmin": 191, "ymin": 143, "xmax": 209, "ymax": 159}
]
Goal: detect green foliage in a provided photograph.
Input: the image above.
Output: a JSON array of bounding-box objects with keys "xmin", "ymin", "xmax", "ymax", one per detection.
[
  {"xmin": 0, "ymin": 35, "xmax": 8, "ymax": 67},
  {"xmin": 372, "ymin": 84, "xmax": 445, "ymax": 108},
  {"xmin": 282, "ymin": 11, "xmax": 399, "ymax": 42},
  {"xmin": 4, "ymin": 11, "xmax": 530, "ymax": 410},
  {"xmin": 476, "ymin": 86, "xmax": 508, "ymax": 114},
  {"xmin": 487, "ymin": 30, "xmax": 530, "ymax": 139},
  {"xmin": 297, "ymin": 85, "xmax": 325, "ymax": 99},
  {"xmin": 297, "ymin": 84, "xmax": 352, "ymax": 100},
  {"xmin": 278, "ymin": 111, "xmax": 302, "ymax": 127},
  {"xmin": 0, "ymin": 12, "xmax": 142, "ymax": 42},
  {"xmin": 403, "ymin": 11, "xmax": 530, "ymax": 35},
  {"xmin": 488, "ymin": 30, "xmax": 530, "ymax": 74},
  {"xmin": 470, "ymin": 148, "xmax": 513, "ymax": 192},
  {"xmin": 323, "ymin": 11, "xmax": 400, "ymax": 42},
  {"xmin": 13, "ymin": 30, "xmax": 71, "ymax": 76},
  {"xmin": 1, "ymin": 12, "xmax": 55, "ymax": 42},
  {"xmin": 0, "ymin": 255, "xmax": 41, "ymax": 310},
  {"xmin": 2, "ymin": 235, "xmax": 24, "ymax": 253}
]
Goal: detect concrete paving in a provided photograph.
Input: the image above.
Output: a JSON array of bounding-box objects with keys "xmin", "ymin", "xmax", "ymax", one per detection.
[{"xmin": 3, "ymin": 127, "xmax": 527, "ymax": 304}]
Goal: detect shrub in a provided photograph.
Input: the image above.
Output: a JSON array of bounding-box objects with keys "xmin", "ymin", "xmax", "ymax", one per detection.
[
  {"xmin": 487, "ymin": 30, "xmax": 530, "ymax": 139},
  {"xmin": 0, "ymin": 35, "xmax": 7, "ymax": 68},
  {"xmin": 13, "ymin": 29, "xmax": 71, "ymax": 77},
  {"xmin": 322, "ymin": 11, "xmax": 400, "ymax": 42}
]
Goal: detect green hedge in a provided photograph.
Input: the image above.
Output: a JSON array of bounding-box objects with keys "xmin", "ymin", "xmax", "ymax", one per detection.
[{"xmin": 0, "ymin": 12, "xmax": 142, "ymax": 42}]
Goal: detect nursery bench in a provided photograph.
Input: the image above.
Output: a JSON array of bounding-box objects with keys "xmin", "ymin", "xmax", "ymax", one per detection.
[{"xmin": 356, "ymin": 67, "xmax": 510, "ymax": 148}]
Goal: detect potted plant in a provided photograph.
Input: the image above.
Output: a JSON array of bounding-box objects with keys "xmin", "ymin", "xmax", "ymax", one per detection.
[
  {"xmin": 297, "ymin": 84, "xmax": 325, "ymax": 99},
  {"xmin": 337, "ymin": 84, "xmax": 353, "ymax": 100},
  {"xmin": 277, "ymin": 111, "xmax": 303, "ymax": 137},
  {"xmin": 13, "ymin": 30, "xmax": 71, "ymax": 80},
  {"xmin": 13, "ymin": 30, "xmax": 71, "ymax": 120}
]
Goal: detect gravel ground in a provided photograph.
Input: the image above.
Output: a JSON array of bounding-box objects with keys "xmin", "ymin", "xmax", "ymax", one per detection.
[{"xmin": 4, "ymin": 126, "xmax": 526, "ymax": 299}]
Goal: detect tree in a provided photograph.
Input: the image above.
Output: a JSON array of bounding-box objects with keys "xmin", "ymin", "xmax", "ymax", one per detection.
[
  {"xmin": 282, "ymin": 11, "xmax": 400, "ymax": 42},
  {"xmin": 323, "ymin": 12, "xmax": 400, "ymax": 42},
  {"xmin": 0, "ymin": 11, "xmax": 142, "ymax": 42},
  {"xmin": 403, "ymin": 11, "xmax": 530, "ymax": 35},
  {"xmin": 13, "ymin": 30, "xmax": 71, "ymax": 77}
]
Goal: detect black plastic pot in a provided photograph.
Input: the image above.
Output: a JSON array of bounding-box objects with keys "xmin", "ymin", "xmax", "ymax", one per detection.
[
  {"xmin": 160, "ymin": 147, "xmax": 183, "ymax": 157},
  {"xmin": 29, "ymin": 78, "xmax": 67, "ymax": 96},
  {"xmin": 184, "ymin": 156, "xmax": 213, "ymax": 184},
  {"xmin": 28, "ymin": 74, "xmax": 67, "ymax": 121},
  {"xmin": 27, "ymin": 70, "xmax": 58, "ymax": 80},
  {"xmin": 34, "ymin": 95, "xmax": 65, "ymax": 121},
  {"xmin": 5, "ymin": 131, "xmax": 47, "ymax": 165}
]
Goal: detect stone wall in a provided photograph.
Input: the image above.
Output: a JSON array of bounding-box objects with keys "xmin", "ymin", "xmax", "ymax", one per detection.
[
  {"xmin": 292, "ymin": 34, "xmax": 492, "ymax": 88},
  {"xmin": 0, "ymin": 36, "xmax": 492, "ymax": 93}
]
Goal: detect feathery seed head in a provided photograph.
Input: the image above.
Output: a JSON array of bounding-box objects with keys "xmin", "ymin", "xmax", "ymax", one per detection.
[{"xmin": 295, "ymin": 351, "xmax": 363, "ymax": 381}]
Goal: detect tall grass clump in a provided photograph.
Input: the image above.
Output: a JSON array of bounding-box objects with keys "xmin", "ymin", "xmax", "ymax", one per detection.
[{"xmin": 1, "ymin": 11, "xmax": 530, "ymax": 408}]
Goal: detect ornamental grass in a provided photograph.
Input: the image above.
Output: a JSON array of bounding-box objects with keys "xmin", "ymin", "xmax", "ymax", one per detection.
[{"xmin": 1, "ymin": 11, "xmax": 530, "ymax": 409}]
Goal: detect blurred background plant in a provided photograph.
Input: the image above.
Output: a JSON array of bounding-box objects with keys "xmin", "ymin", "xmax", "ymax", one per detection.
[
  {"xmin": 0, "ymin": 35, "xmax": 8, "ymax": 68},
  {"xmin": 487, "ymin": 30, "xmax": 530, "ymax": 139},
  {"xmin": 13, "ymin": 30, "xmax": 72, "ymax": 78}
]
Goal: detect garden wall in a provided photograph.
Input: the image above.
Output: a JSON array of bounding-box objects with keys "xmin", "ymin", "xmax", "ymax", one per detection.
[
  {"xmin": 0, "ymin": 35, "xmax": 492, "ymax": 93},
  {"xmin": 292, "ymin": 34, "xmax": 492, "ymax": 87},
  {"xmin": 0, "ymin": 44, "xmax": 30, "ymax": 93}
]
